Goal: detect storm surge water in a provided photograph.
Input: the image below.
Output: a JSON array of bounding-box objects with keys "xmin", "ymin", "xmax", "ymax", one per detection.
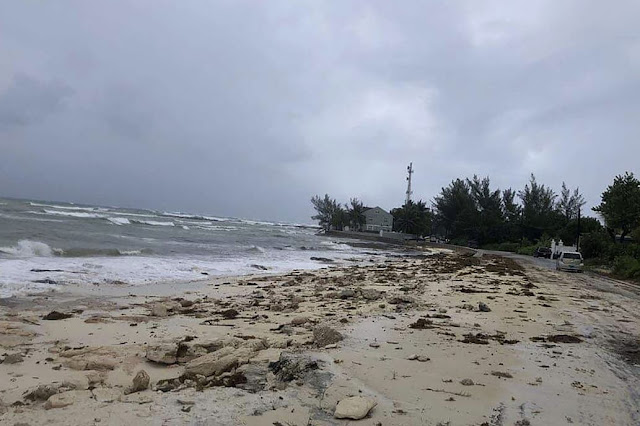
[{"xmin": 0, "ymin": 198, "xmax": 390, "ymax": 297}]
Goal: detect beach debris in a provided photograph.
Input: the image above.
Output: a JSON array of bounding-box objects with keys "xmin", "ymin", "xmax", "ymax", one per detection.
[
  {"xmin": 369, "ymin": 342, "xmax": 380, "ymax": 348},
  {"xmin": 491, "ymin": 371, "xmax": 513, "ymax": 378},
  {"xmin": 409, "ymin": 318, "xmax": 435, "ymax": 329},
  {"xmin": 334, "ymin": 396, "xmax": 377, "ymax": 420},
  {"xmin": 250, "ymin": 264, "xmax": 269, "ymax": 270},
  {"xmin": 126, "ymin": 370, "xmax": 150, "ymax": 394},
  {"xmin": 478, "ymin": 302, "xmax": 491, "ymax": 312},
  {"xmin": 310, "ymin": 257, "xmax": 334, "ymax": 262},
  {"xmin": 221, "ymin": 308, "xmax": 239, "ymax": 319},
  {"xmin": 146, "ymin": 344, "xmax": 178, "ymax": 365},
  {"xmin": 313, "ymin": 324, "xmax": 343, "ymax": 347},
  {"xmin": 179, "ymin": 299, "xmax": 195, "ymax": 308},
  {"xmin": 547, "ymin": 334, "xmax": 583, "ymax": 344},
  {"xmin": 2, "ymin": 353, "xmax": 24, "ymax": 364},
  {"xmin": 42, "ymin": 311, "xmax": 73, "ymax": 320},
  {"xmin": 269, "ymin": 352, "xmax": 319, "ymax": 383},
  {"xmin": 460, "ymin": 378, "xmax": 474, "ymax": 386},
  {"xmin": 388, "ymin": 295, "xmax": 416, "ymax": 305}
]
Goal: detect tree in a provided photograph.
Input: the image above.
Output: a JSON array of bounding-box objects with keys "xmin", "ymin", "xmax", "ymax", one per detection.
[
  {"xmin": 558, "ymin": 182, "xmax": 586, "ymax": 221},
  {"xmin": 518, "ymin": 174, "xmax": 558, "ymax": 240},
  {"xmin": 433, "ymin": 179, "xmax": 477, "ymax": 240},
  {"xmin": 311, "ymin": 194, "xmax": 343, "ymax": 231},
  {"xmin": 593, "ymin": 172, "xmax": 640, "ymax": 242},
  {"xmin": 467, "ymin": 175, "xmax": 503, "ymax": 244},
  {"xmin": 391, "ymin": 200, "xmax": 432, "ymax": 236},
  {"xmin": 346, "ymin": 198, "xmax": 366, "ymax": 231}
]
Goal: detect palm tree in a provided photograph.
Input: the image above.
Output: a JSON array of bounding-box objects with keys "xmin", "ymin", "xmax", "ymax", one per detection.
[{"xmin": 347, "ymin": 198, "xmax": 367, "ymax": 231}]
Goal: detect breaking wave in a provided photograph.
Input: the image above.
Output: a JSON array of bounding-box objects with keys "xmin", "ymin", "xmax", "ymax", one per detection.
[
  {"xmin": 0, "ymin": 240, "xmax": 55, "ymax": 257},
  {"xmin": 43, "ymin": 209, "xmax": 106, "ymax": 219},
  {"xmin": 107, "ymin": 217, "xmax": 131, "ymax": 225}
]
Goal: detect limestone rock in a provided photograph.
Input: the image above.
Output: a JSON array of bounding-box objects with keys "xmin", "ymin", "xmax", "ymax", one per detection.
[
  {"xmin": 42, "ymin": 311, "xmax": 73, "ymax": 320},
  {"xmin": 146, "ymin": 344, "xmax": 178, "ymax": 364},
  {"xmin": 361, "ymin": 288, "xmax": 382, "ymax": 301},
  {"xmin": 478, "ymin": 302, "xmax": 491, "ymax": 312},
  {"xmin": 185, "ymin": 353, "xmax": 239, "ymax": 377},
  {"xmin": 92, "ymin": 387, "xmax": 121, "ymax": 403},
  {"xmin": 2, "ymin": 353, "xmax": 24, "ymax": 364},
  {"xmin": 460, "ymin": 378, "xmax": 474, "ymax": 386},
  {"xmin": 334, "ymin": 396, "xmax": 377, "ymax": 420},
  {"xmin": 45, "ymin": 390, "xmax": 87, "ymax": 409},
  {"xmin": 127, "ymin": 370, "xmax": 150, "ymax": 394},
  {"xmin": 313, "ymin": 324, "xmax": 343, "ymax": 347},
  {"xmin": 150, "ymin": 304, "xmax": 168, "ymax": 317}
]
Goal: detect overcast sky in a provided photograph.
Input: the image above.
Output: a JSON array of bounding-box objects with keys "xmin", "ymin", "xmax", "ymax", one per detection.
[{"xmin": 1, "ymin": 1, "xmax": 639, "ymax": 223}]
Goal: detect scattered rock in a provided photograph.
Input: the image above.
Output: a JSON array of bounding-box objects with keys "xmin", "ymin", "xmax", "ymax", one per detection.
[
  {"xmin": 42, "ymin": 311, "xmax": 73, "ymax": 321},
  {"xmin": 185, "ymin": 353, "xmax": 239, "ymax": 377},
  {"xmin": 179, "ymin": 299, "xmax": 194, "ymax": 308},
  {"xmin": 491, "ymin": 371, "xmax": 513, "ymax": 378},
  {"xmin": 409, "ymin": 318, "xmax": 435, "ymax": 329},
  {"xmin": 45, "ymin": 391, "xmax": 85, "ymax": 409},
  {"xmin": 313, "ymin": 324, "xmax": 343, "ymax": 347},
  {"xmin": 290, "ymin": 316, "xmax": 310, "ymax": 326},
  {"xmin": 150, "ymin": 304, "xmax": 168, "ymax": 317},
  {"xmin": 478, "ymin": 302, "xmax": 491, "ymax": 312},
  {"xmin": 361, "ymin": 288, "xmax": 382, "ymax": 300},
  {"xmin": 24, "ymin": 385, "xmax": 60, "ymax": 402},
  {"xmin": 92, "ymin": 387, "xmax": 121, "ymax": 403},
  {"xmin": 369, "ymin": 342, "xmax": 380, "ymax": 348},
  {"xmin": 388, "ymin": 295, "xmax": 415, "ymax": 305},
  {"xmin": 146, "ymin": 344, "xmax": 178, "ymax": 365},
  {"xmin": 221, "ymin": 309, "xmax": 239, "ymax": 319},
  {"xmin": 126, "ymin": 370, "xmax": 150, "ymax": 394},
  {"xmin": 547, "ymin": 334, "xmax": 583, "ymax": 344},
  {"xmin": 460, "ymin": 378, "xmax": 474, "ymax": 386},
  {"xmin": 339, "ymin": 289, "xmax": 356, "ymax": 299},
  {"xmin": 2, "ymin": 353, "xmax": 24, "ymax": 364},
  {"xmin": 269, "ymin": 352, "xmax": 319, "ymax": 383},
  {"xmin": 334, "ymin": 396, "xmax": 377, "ymax": 420}
]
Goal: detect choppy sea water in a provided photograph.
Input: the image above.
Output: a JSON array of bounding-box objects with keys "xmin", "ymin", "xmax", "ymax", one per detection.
[{"xmin": 0, "ymin": 198, "xmax": 395, "ymax": 297}]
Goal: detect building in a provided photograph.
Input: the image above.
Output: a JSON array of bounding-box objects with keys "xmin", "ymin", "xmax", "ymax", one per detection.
[{"xmin": 363, "ymin": 206, "xmax": 393, "ymax": 232}]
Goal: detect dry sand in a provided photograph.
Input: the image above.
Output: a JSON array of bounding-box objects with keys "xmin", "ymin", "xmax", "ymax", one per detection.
[{"xmin": 1, "ymin": 250, "xmax": 639, "ymax": 425}]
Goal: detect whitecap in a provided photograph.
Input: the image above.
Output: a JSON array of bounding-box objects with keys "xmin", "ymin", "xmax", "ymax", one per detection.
[
  {"xmin": 132, "ymin": 219, "xmax": 175, "ymax": 227},
  {"xmin": 0, "ymin": 240, "xmax": 55, "ymax": 257},
  {"xmin": 107, "ymin": 217, "xmax": 131, "ymax": 225},
  {"xmin": 43, "ymin": 209, "xmax": 105, "ymax": 219}
]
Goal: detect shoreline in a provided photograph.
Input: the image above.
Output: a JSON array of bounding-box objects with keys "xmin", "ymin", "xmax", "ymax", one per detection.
[{"xmin": 1, "ymin": 250, "xmax": 639, "ymax": 425}]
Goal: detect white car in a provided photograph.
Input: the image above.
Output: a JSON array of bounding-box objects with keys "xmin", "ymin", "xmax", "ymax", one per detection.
[{"xmin": 556, "ymin": 251, "xmax": 584, "ymax": 272}]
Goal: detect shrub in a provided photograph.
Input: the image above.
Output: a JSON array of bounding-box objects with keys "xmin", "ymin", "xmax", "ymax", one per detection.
[
  {"xmin": 580, "ymin": 231, "xmax": 610, "ymax": 259},
  {"xmin": 516, "ymin": 245, "xmax": 537, "ymax": 256},
  {"xmin": 611, "ymin": 256, "xmax": 640, "ymax": 280}
]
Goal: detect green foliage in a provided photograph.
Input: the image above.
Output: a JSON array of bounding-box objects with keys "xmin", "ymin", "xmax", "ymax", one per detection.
[
  {"xmin": 580, "ymin": 231, "xmax": 610, "ymax": 259},
  {"xmin": 311, "ymin": 194, "xmax": 346, "ymax": 231},
  {"xmin": 516, "ymin": 245, "xmax": 537, "ymax": 256},
  {"xmin": 346, "ymin": 198, "xmax": 366, "ymax": 231},
  {"xmin": 518, "ymin": 174, "xmax": 559, "ymax": 240},
  {"xmin": 612, "ymin": 256, "xmax": 640, "ymax": 281},
  {"xmin": 482, "ymin": 242, "xmax": 520, "ymax": 252},
  {"xmin": 433, "ymin": 178, "xmax": 479, "ymax": 240},
  {"xmin": 593, "ymin": 172, "xmax": 640, "ymax": 242},
  {"xmin": 391, "ymin": 200, "xmax": 432, "ymax": 236}
]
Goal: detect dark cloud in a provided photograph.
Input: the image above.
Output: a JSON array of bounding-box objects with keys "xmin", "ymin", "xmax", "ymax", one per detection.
[
  {"xmin": 0, "ymin": 1, "xmax": 638, "ymax": 222},
  {"xmin": 0, "ymin": 74, "xmax": 73, "ymax": 129}
]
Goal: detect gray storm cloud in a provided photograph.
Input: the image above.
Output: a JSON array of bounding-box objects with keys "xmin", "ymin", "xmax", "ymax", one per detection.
[{"xmin": 0, "ymin": 1, "xmax": 639, "ymax": 222}]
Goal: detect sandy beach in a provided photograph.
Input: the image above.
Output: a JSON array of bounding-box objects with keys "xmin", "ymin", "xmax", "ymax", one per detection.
[{"xmin": 1, "ymin": 249, "xmax": 639, "ymax": 425}]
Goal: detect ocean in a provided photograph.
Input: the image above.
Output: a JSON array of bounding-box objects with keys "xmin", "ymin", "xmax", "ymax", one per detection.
[{"xmin": 0, "ymin": 197, "xmax": 394, "ymax": 298}]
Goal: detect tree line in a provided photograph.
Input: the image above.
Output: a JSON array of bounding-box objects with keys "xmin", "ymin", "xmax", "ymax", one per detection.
[{"xmin": 311, "ymin": 171, "xmax": 640, "ymax": 280}]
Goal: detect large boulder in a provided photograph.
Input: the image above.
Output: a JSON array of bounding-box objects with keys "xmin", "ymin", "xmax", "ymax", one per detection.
[
  {"xmin": 334, "ymin": 396, "xmax": 377, "ymax": 420},
  {"xmin": 126, "ymin": 370, "xmax": 150, "ymax": 394},
  {"xmin": 44, "ymin": 390, "xmax": 88, "ymax": 409}
]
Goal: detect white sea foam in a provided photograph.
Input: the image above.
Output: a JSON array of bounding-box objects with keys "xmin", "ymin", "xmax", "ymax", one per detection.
[
  {"xmin": 182, "ymin": 225, "xmax": 190, "ymax": 230},
  {"xmin": 43, "ymin": 209, "xmax": 106, "ymax": 219},
  {"xmin": 0, "ymin": 240, "xmax": 55, "ymax": 257},
  {"xmin": 162, "ymin": 212, "xmax": 228, "ymax": 222},
  {"xmin": 132, "ymin": 220, "xmax": 175, "ymax": 227},
  {"xmin": 245, "ymin": 245, "xmax": 266, "ymax": 254},
  {"xmin": 107, "ymin": 217, "xmax": 131, "ymax": 225},
  {"xmin": 31, "ymin": 202, "xmax": 108, "ymax": 212}
]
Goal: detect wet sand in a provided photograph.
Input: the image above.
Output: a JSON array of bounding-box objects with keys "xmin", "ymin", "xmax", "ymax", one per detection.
[{"xmin": 1, "ymin": 250, "xmax": 639, "ymax": 425}]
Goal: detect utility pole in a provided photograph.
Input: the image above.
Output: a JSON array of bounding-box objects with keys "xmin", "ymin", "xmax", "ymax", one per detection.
[
  {"xmin": 405, "ymin": 162, "xmax": 413, "ymax": 206},
  {"xmin": 577, "ymin": 206, "xmax": 581, "ymax": 251}
]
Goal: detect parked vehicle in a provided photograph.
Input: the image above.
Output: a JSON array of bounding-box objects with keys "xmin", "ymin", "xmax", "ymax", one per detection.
[
  {"xmin": 556, "ymin": 251, "xmax": 584, "ymax": 272},
  {"xmin": 533, "ymin": 247, "xmax": 552, "ymax": 258}
]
